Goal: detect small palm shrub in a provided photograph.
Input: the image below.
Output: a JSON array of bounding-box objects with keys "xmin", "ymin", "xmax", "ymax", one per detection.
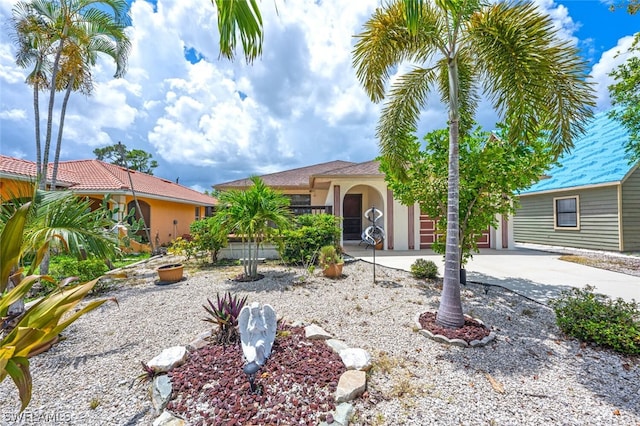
[
  {"xmin": 550, "ymin": 285, "xmax": 640, "ymax": 355},
  {"xmin": 410, "ymin": 259, "xmax": 439, "ymax": 279},
  {"xmin": 203, "ymin": 292, "xmax": 248, "ymax": 345},
  {"xmin": 318, "ymin": 245, "xmax": 344, "ymax": 270}
]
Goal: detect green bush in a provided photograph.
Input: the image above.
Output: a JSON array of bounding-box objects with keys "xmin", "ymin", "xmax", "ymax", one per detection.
[
  {"xmin": 410, "ymin": 258, "xmax": 439, "ymax": 279},
  {"xmin": 279, "ymin": 214, "xmax": 341, "ymax": 265},
  {"xmin": 50, "ymin": 256, "xmax": 109, "ymax": 284},
  {"xmin": 169, "ymin": 217, "xmax": 228, "ymax": 263},
  {"xmin": 550, "ymin": 285, "xmax": 640, "ymax": 355}
]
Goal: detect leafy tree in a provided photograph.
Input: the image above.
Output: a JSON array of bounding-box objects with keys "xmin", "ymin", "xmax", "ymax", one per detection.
[
  {"xmin": 608, "ymin": 34, "xmax": 640, "ymax": 163},
  {"xmin": 381, "ymin": 126, "xmax": 555, "ymax": 264},
  {"xmin": 353, "ymin": 0, "xmax": 595, "ymax": 328},
  {"xmin": 93, "ymin": 143, "xmax": 159, "ymax": 175},
  {"xmin": 10, "ymin": 0, "xmax": 131, "ymax": 189},
  {"xmin": 214, "ymin": 176, "xmax": 292, "ymax": 280}
]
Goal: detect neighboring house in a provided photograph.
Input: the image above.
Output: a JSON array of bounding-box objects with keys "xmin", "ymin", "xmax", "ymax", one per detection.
[
  {"xmin": 0, "ymin": 155, "xmax": 216, "ymax": 246},
  {"xmin": 513, "ymin": 111, "xmax": 640, "ymax": 252},
  {"xmin": 215, "ymin": 160, "xmax": 511, "ymax": 251}
]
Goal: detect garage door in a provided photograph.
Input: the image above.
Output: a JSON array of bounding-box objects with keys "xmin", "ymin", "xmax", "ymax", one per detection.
[{"xmin": 419, "ymin": 214, "xmax": 490, "ymax": 249}]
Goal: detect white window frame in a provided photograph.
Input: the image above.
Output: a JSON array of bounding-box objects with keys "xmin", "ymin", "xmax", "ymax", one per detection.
[{"xmin": 553, "ymin": 195, "xmax": 580, "ymax": 230}]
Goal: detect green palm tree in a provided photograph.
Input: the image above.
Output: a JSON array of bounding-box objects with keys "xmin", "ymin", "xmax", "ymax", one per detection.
[
  {"xmin": 353, "ymin": 0, "xmax": 595, "ymax": 328},
  {"xmin": 214, "ymin": 177, "xmax": 291, "ymax": 279},
  {"xmin": 10, "ymin": 0, "xmax": 131, "ymax": 189},
  {"xmin": 10, "ymin": 4, "xmax": 53, "ymax": 181}
]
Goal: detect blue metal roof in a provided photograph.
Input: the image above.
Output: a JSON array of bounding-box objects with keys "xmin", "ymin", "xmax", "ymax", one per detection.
[{"xmin": 521, "ymin": 111, "xmax": 635, "ymax": 194}]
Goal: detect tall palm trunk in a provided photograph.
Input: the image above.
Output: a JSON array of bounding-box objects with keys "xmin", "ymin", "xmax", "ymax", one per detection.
[
  {"xmin": 34, "ymin": 81, "xmax": 42, "ymax": 182},
  {"xmin": 51, "ymin": 76, "xmax": 74, "ymax": 188},
  {"xmin": 40, "ymin": 37, "xmax": 65, "ymax": 189},
  {"xmin": 436, "ymin": 56, "xmax": 464, "ymax": 328}
]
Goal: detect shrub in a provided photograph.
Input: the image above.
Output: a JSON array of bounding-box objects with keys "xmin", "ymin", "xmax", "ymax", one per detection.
[
  {"xmin": 279, "ymin": 214, "xmax": 341, "ymax": 265},
  {"xmin": 203, "ymin": 292, "xmax": 248, "ymax": 345},
  {"xmin": 50, "ymin": 256, "xmax": 109, "ymax": 284},
  {"xmin": 550, "ymin": 285, "xmax": 640, "ymax": 355},
  {"xmin": 410, "ymin": 258, "xmax": 439, "ymax": 279}
]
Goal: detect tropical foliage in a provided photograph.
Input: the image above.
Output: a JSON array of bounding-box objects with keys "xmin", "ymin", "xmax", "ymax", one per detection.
[
  {"xmin": 1, "ymin": 203, "xmax": 116, "ymax": 412},
  {"xmin": 353, "ymin": 0, "xmax": 595, "ymax": 328},
  {"xmin": 213, "ymin": 0, "xmax": 264, "ymax": 63},
  {"xmin": 381, "ymin": 126, "xmax": 555, "ymax": 264},
  {"xmin": 608, "ymin": 34, "xmax": 640, "ymax": 163},
  {"xmin": 202, "ymin": 292, "xmax": 248, "ymax": 344},
  {"xmin": 10, "ymin": 0, "xmax": 131, "ymax": 188},
  {"xmin": 279, "ymin": 214, "xmax": 342, "ymax": 265},
  {"xmin": 214, "ymin": 176, "xmax": 292, "ymax": 280}
]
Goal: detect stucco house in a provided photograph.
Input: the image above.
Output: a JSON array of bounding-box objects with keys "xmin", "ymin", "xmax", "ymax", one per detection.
[
  {"xmin": 215, "ymin": 160, "xmax": 511, "ymax": 251},
  {"xmin": 513, "ymin": 111, "xmax": 640, "ymax": 252},
  {"xmin": 0, "ymin": 155, "xmax": 216, "ymax": 246}
]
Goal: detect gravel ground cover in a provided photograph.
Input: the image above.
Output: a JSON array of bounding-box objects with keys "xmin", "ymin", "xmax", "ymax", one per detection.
[{"xmin": 0, "ymin": 254, "xmax": 638, "ymax": 425}]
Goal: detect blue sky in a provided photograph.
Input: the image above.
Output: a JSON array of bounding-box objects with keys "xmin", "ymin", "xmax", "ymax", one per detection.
[{"xmin": 0, "ymin": 0, "xmax": 638, "ymax": 192}]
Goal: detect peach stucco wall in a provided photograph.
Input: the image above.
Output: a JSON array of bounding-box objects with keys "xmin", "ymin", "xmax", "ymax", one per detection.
[{"xmin": 0, "ymin": 179, "xmax": 35, "ymax": 202}]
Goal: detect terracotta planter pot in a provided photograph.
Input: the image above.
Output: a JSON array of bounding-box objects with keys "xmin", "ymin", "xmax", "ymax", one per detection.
[
  {"xmin": 374, "ymin": 239, "xmax": 383, "ymax": 250},
  {"xmin": 323, "ymin": 263, "xmax": 343, "ymax": 278},
  {"xmin": 157, "ymin": 263, "xmax": 184, "ymax": 283}
]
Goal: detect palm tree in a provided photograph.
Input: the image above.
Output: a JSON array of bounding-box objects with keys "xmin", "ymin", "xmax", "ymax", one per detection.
[
  {"xmin": 353, "ymin": 0, "xmax": 595, "ymax": 328},
  {"xmin": 10, "ymin": 3, "xmax": 53, "ymax": 182},
  {"xmin": 214, "ymin": 177, "xmax": 292, "ymax": 279},
  {"xmin": 10, "ymin": 0, "xmax": 131, "ymax": 189}
]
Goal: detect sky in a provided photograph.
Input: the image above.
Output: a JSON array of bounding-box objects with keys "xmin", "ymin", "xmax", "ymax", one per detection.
[{"xmin": 0, "ymin": 0, "xmax": 638, "ymax": 193}]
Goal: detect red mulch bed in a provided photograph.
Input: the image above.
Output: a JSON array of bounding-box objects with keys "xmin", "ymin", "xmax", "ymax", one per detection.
[
  {"xmin": 167, "ymin": 326, "xmax": 346, "ymax": 425},
  {"xmin": 419, "ymin": 312, "xmax": 491, "ymax": 342}
]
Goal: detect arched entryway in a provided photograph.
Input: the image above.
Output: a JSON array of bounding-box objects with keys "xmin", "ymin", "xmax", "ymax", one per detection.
[{"xmin": 342, "ymin": 185, "xmax": 384, "ymax": 242}]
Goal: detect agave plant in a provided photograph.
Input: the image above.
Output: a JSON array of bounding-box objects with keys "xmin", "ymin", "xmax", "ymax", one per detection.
[
  {"xmin": 0, "ymin": 202, "xmax": 116, "ymax": 412},
  {"xmin": 202, "ymin": 292, "xmax": 247, "ymax": 345}
]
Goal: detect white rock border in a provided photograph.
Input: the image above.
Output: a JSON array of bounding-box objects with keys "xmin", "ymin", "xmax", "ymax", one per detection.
[
  {"xmin": 414, "ymin": 312, "xmax": 497, "ymax": 348},
  {"xmin": 149, "ymin": 322, "xmax": 368, "ymax": 426}
]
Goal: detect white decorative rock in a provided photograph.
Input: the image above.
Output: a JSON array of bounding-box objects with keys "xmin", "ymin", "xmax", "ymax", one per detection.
[
  {"xmin": 325, "ymin": 339, "xmax": 349, "ymax": 353},
  {"xmin": 305, "ymin": 324, "xmax": 333, "ymax": 340},
  {"xmin": 148, "ymin": 346, "xmax": 188, "ymax": 372},
  {"xmin": 334, "ymin": 402, "xmax": 355, "ymax": 425},
  {"xmin": 335, "ymin": 370, "xmax": 366, "ymax": 403},
  {"xmin": 152, "ymin": 410, "xmax": 185, "ymax": 426},
  {"xmin": 151, "ymin": 375, "xmax": 172, "ymax": 413},
  {"xmin": 339, "ymin": 348, "xmax": 371, "ymax": 371}
]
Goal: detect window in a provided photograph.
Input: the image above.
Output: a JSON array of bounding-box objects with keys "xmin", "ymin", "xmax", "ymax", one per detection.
[
  {"xmin": 554, "ymin": 196, "xmax": 579, "ymax": 229},
  {"xmin": 285, "ymin": 194, "xmax": 311, "ymax": 206},
  {"xmin": 195, "ymin": 206, "xmax": 201, "ymax": 220}
]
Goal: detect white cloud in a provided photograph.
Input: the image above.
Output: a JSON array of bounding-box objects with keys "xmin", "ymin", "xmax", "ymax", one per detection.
[
  {"xmin": 0, "ymin": 109, "xmax": 26, "ymax": 120},
  {"xmin": 0, "ymin": 0, "xmax": 637, "ymax": 192},
  {"xmin": 591, "ymin": 35, "xmax": 638, "ymax": 110}
]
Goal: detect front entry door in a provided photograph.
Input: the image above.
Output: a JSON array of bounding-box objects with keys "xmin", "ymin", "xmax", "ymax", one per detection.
[{"xmin": 343, "ymin": 194, "xmax": 362, "ymax": 240}]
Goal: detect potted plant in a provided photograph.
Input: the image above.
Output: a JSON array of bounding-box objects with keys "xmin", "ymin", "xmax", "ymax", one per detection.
[{"xmin": 318, "ymin": 245, "xmax": 344, "ymax": 278}]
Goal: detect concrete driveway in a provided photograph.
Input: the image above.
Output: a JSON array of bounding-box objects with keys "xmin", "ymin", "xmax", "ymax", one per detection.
[{"xmin": 345, "ymin": 244, "xmax": 640, "ymax": 304}]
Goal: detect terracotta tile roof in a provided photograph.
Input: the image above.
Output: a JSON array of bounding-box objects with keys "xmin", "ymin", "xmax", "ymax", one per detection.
[
  {"xmin": 214, "ymin": 160, "xmax": 357, "ymax": 190},
  {"xmin": 0, "ymin": 155, "xmax": 37, "ymax": 178},
  {"xmin": 0, "ymin": 156, "xmax": 215, "ymax": 206}
]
